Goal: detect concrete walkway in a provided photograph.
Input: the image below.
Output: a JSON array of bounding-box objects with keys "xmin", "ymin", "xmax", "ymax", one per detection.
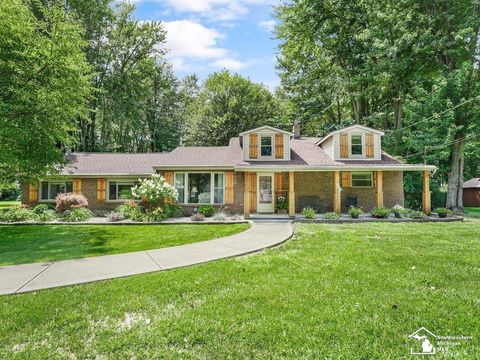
[{"xmin": 0, "ymin": 221, "xmax": 293, "ymax": 295}]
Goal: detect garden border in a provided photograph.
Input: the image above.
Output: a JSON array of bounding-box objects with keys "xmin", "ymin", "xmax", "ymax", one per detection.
[
  {"xmin": 0, "ymin": 219, "xmax": 249, "ymax": 226},
  {"xmin": 294, "ymin": 216, "xmax": 464, "ymax": 224}
]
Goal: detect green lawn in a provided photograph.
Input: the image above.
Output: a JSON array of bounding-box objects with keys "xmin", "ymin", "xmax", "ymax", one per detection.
[
  {"xmin": 465, "ymin": 207, "xmax": 480, "ymax": 218},
  {"xmin": 0, "ymin": 200, "xmax": 20, "ymax": 208},
  {"xmin": 0, "ymin": 224, "xmax": 250, "ymax": 266},
  {"xmin": 1, "ymin": 220, "xmax": 479, "ymax": 358}
]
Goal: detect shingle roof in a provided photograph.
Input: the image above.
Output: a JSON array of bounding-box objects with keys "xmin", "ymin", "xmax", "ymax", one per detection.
[
  {"xmin": 61, "ymin": 152, "xmax": 167, "ymax": 175},
  {"xmin": 463, "ymin": 178, "xmax": 480, "ymax": 189}
]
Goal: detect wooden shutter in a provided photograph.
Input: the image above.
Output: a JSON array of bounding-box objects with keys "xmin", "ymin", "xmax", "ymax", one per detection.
[
  {"xmin": 164, "ymin": 172, "xmax": 174, "ymax": 185},
  {"xmin": 73, "ymin": 179, "xmax": 82, "ymax": 194},
  {"xmin": 365, "ymin": 132, "xmax": 374, "ymax": 158},
  {"xmin": 341, "ymin": 172, "xmax": 351, "ymax": 188},
  {"xmin": 340, "ymin": 133, "xmax": 348, "ymax": 158},
  {"xmin": 249, "ymin": 133, "xmax": 258, "ymax": 159},
  {"xmin": 225, "ymin": 171, "xmax": 234, "ymax": 204},
  {"xmin": 275, "ymin": 133, "xmax": 284, "ymax": 159},
  {"xmin": 96, "ymin": 178, "xmax": 106, "ymax": 202},
  {"xmin": 28, "ymin": 182, "xmax": 38, "ymax": 202}
]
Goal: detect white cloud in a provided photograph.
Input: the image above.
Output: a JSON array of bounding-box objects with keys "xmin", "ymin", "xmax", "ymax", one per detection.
[
  {"xmin": 163, "ymin": 20, "xmax": 228, "ymax": 59},
  {"xmin": 258, "ymin": 20, "xmax": 276, "ymax": 32},
  {"xmin": 211, "ymin": 58, "xmax": 248, "ymax": 70}
]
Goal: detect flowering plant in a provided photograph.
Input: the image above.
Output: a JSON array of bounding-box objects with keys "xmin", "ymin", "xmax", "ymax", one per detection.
[
  {"xmin": 131, "ymin": 174, "xmax": 178, "ymax": 206},
  {"xmin": 276, "ymin": 195, "xmax": 288, "ymax": 210}
]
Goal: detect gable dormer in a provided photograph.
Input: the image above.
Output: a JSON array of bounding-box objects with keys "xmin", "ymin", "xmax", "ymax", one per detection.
[
  {"xmin": 316, "ymin": 125, "xmax": 384, "ymax": 161},
  {"xmin": 239, "ymin": 126, "xmax": 293, "ymax": 161}
]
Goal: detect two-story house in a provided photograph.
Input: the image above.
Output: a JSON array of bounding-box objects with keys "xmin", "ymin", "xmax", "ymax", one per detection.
[{"xmin": 22, "ymin": 124, "xmax": 436, "ymax": 215}]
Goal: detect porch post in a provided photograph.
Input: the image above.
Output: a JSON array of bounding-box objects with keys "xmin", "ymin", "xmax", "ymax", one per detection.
[
  {"xmin": 288, "ymin": 171, "xmax": 295, "ymax": 217},
  {"xmin": 334, "ymin": 171, "xmax": 341, "ymax": 213},
  {"xmin": 244, "ymin": 172, "xmax": 250, "ymax": 217},
  {"xmin": 376, "ymin": 171, "xmax": 384, "ymax": 208},
  {"xmin": 422, "ymin": 170, "xmax": 431, "ymax": 214}
]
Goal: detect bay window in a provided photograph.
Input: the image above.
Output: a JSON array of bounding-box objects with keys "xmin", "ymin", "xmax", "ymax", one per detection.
[
  {"xmin": 174, "ymin": 172, "xmax": 224, "ymax": 204},
  {"xmin": 40, "ymin": 181, "xmax": 73, "ymax": 201}
]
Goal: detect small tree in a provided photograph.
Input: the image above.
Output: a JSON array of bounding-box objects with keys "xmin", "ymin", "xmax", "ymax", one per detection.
[{"xmin": 131, "ymin": 174, "xmax": 178, "ymax": 208}]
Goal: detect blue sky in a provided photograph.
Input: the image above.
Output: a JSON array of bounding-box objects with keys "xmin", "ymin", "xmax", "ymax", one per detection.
[{"xmin": 133, "ymin": 0, "xmax": 280, "ymax": 90}]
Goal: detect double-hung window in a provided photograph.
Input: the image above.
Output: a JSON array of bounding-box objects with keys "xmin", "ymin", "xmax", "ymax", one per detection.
[
  {"xmin": 260, "ymin": 136, "xmax": 273, "ymax": 157},
  {"xmin": 174, "ymin": 173, "xmax": 224, "ymax": 204},
  {"xmin": 40, "ymin": 181, "xmax": 73, "ymax": 201},
  {"xmin": 351, "ymin": 173, "xmax": 373, "ymax": 187},
  {"xmin": 351, "ymin": 135, "xmax": 363, "ymax": 155},
  {"xmin": 108, "ymin": 180, "xmax": 138, "ymax": 201}
]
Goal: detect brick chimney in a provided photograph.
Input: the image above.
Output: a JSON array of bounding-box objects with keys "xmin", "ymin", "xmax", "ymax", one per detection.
[{"xmin": 292, "ymin": 121, "xmax": 301, "ymax": 139}]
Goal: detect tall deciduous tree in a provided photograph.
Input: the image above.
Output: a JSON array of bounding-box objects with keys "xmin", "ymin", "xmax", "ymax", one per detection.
[{"xmin": 0, "ymin": 0, "xmax": 91, "ymax": 182}]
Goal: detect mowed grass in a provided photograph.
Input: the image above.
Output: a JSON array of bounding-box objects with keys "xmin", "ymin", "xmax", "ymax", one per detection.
[
  {"xmin": 1, "ymin": 220, "xmax": 479, "ymax": 358},
  {"xmin": 0, "ymin": 224, "xmax": 250, "ymax": 266},
  {"xmin": 465, "ymin": 207, "xmax": 480, "ymax": 218},
  {"xmin": 0, "ymin": 200, "xmax": 20, "ymax": 208}
]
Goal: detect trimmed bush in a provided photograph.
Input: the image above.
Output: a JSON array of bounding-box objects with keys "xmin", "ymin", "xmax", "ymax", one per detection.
[
  {"xmin": 371, "ymin": 208, "xmax": 391, "ymax": 218},
  {"xmin": 55, "ymin": 192, "xmax": 88, "ymax": 213},
  {"xmin": 33, "ymin": 203, "xmax": 54, "ymax": 215},
  {"xmin": 199, "ymin": 205, "xmax": 215, "ymax": 217},
  {"xmin": 324, "ymin": 212, "xmax": 340, "ymax": 220},
  {"xmin": 301, "ymin": 207, "xmax": 317, "ymax": 219},
  {"xmin": 38, "ymin": 209, "xmax": 57, "ymax": 222},
  {"xmin": 118, "ymin": 201, "xmax": 143, "ymax": 221},
  {"xmin": 163, "ymin": 203, "xmax": 184, "ymax": 218},
  {"xmin": 106, "ymin": 211, "xmax": 124, "ymax": 222},
  {"xmin": 143, "ymin": 208, "xmax": 166, "ymax": 222},
  {"xmin": 190, "ymin": 213, "xmax": 205, "ymax": 222},
  {"xmin": 408, "ymin": 210, "xmax": 428, "ymax": 220},
  {"xmin": 347, "ymin": 207, "xmax": 362, "ymax": 219},
  {"xmin": 62, "ymin": 208, "xmax": 93, "ymax": 222},
  {"xmin": 0, "ymin": 207, "xmax": 38, "ymax": 222}
]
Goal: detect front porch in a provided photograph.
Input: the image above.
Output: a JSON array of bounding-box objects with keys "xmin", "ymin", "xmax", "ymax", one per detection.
[{"xmin": 243, "ymin": 170, "xmax": 432, "ymax": 217}]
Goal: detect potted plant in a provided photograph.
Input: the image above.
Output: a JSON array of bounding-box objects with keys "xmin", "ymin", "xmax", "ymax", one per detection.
[
  {"xmin": 371, "ymin": 207, "xmax": 391, "ymax": 219},
  {"xmin": 434, "ymin": 207, "xmax": 451, "ymax": 218},
  {"xmin": 347, "ymin": 206, "xmax": 362, "ymax": 219},
  {"xmin": 392, "ymin": 204, "xmax": 408, "ymax": 219},
  {"xmin": 276, "ymin": 195, "xmax": 288, "ymax": 214}
]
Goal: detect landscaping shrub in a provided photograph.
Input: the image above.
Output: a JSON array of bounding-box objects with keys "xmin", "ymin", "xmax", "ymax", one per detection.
[
  {"xmin": 371, "ymin": 207, "xmax": 391, "ymax": 218},
  {"xmin": 163, "ymin": 203, "xmax": 184, "ymax": 218},
  {"xmin": 212, "ymin": 211, "xmax": 228, "ymax": 221},
  {"xmin": 392, "ymin": 204, "xmax": 409, "ymax": 218},
  {"xmin": 131, "ymin": 174, "xmax": 178, "ymax": 206},
  {"xmin": 106, "ymin": 211, "xmax": 124, "ymax": 222},
  {"xmin": 0, "ymin": 207, "xmax": 38, "ymax": 222},
  {"xmin": 62, "ymin": 208, "xmax": 93, "ymax": 222},
  {"xmin": 347, "ymin": 207, "xmax": 362, "ymax": 219},
  {"xmin": 33, "ymin": 203, "xmax": 54, "ymax": 215},
  {"xmin": 408, "ymin": 210, "xmax": 429, "ymax": 220},
  {"xmin": 301, "ymin": 207, "xmax": 317, "ymax": 219},
  {"xmin": 38, "ymin": 209, "xmax": 57, "ymax": 222},
  {"xmin": 324, "ymin": 212, "xmax": 340, "ymax": 220},
  {"xmin": 118, "ymin": 201, "xmax": 143, "ymax": 221},
  {"xmin": 143, "ymin": 208, "xmax": 166, "ymax": 222},
  {"xmin": 55, "ymin": 193, "xmax": 88, "ymax": 213},
  {"xmin": 199, "ymin": 205, "xmax": 215, "ymax": 217},
  {"xmin": 190, "ymin": 213, "xmax": 205, "ymax": 222},
  {"xmin": 434, "ymin": 207, "xmax": 452, "ymax": 218}
]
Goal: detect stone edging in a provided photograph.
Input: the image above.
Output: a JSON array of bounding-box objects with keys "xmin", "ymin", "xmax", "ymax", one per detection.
[
  {"xmin": 294, "ymin": 216, "xmax": 464, "ymax": 224},
  {"xmin": 0, "ymin": 220, "xmax": 249, "ymax": 226}
]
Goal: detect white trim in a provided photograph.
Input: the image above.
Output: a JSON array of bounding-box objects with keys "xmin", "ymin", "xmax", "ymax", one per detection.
[
  {"xmin": 316, "ymin": 124, "xmax": 384, "ymax": 146},
  {"xmin": 39, "ymin": 180, "xmax": 73, "ymax": 202},
  {"xmin": 349, "ymin": 132, "xmax": 365, "ymax": 158},
  {"xmin": 257, "ymin": 172, "xmax": 275, "ymax": 213},
  {"xmin": 106, "ymin": 179, "xmax": 139, "ymax": 203},
  {"xmin": 351, "ymin": 172, "xmax": 373, "ymax": 188},
  {"xmin": 259, "ymin": 134, "xmax": 274, "ymax": 160},
  {"xmin": 233, "ymin": 165, "xmax": 437, "ymax": 172},
  {"xmin": 239, "ymin": 125, "xmax": 293, "ymax": 136},
  {"xmin": 173, "ymin": 171, "xmax": 225, "ymax": 205}
]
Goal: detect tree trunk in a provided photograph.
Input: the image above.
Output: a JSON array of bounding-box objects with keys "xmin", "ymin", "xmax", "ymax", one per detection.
[
  {"xmin": 393, "ymin": 96, "xmax": 402, "ymax": 152},
  {"xmin": 446, "ymin": 139, "xmax": 464, "ymax": 212}
]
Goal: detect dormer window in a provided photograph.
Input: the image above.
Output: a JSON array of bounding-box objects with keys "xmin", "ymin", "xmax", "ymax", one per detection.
[
  {"xmin": 351, "ymin": 135, "xmax": 363, "ymax": 155},
  {"xmin": 260, "ymin": 136, "xmax": 273, "ymax": 157}
]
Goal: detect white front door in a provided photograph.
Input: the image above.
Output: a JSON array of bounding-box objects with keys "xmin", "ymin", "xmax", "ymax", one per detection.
[{"xmin": 257, "ymin": 173, "xmax": 274, "ymax": 213}]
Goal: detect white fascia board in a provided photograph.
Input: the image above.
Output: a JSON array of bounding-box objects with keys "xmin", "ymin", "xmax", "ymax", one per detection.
[{"xmin": 234, "ymin": 165, "xmax": 437, "ymax": 172}]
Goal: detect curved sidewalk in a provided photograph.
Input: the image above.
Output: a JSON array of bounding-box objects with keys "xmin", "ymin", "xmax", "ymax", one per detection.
[{"xmin": 0, "ymin": 221, "xmax": 293, "ymax": 295}]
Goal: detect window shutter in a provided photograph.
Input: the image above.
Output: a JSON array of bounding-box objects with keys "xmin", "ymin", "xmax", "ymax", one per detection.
[
  {"xmin": 225, "ymin": 171, "xmax": 234, "ymax": 204},
  {"xmin": 28, "ymin": 182, "xmax": 38, "ymax": 202},
  {"xmin": 340, "ymin": 133, "xmax": 348, "ymax": 158},
  {"xmin": 73, "ymin": 179, "xmax": 82, "ymax": 194},
  {"xmin": 164, "ymin": 172, "xmax": 174, "ymax": 185},
  {"xmin": 249, "ymin": 133, "xmax": 258, "ymax": 159},
  {"xmin": 366, "ymin": 132, "xmax": 374, "ymax": 158},
  {"xmin": 248, "ymin": 173, "xmax": 257, "ymax": 212},
  {"xmin": 341, "ymin": 172, "xmax": 351, "ymax": 188},
  {"xmin": 97, "ymin": 178, "xmax": 106, "ymax": 202},
  {"xmin": 275, "ymin": 133, "xmax": 284, "ymax": 159}
]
